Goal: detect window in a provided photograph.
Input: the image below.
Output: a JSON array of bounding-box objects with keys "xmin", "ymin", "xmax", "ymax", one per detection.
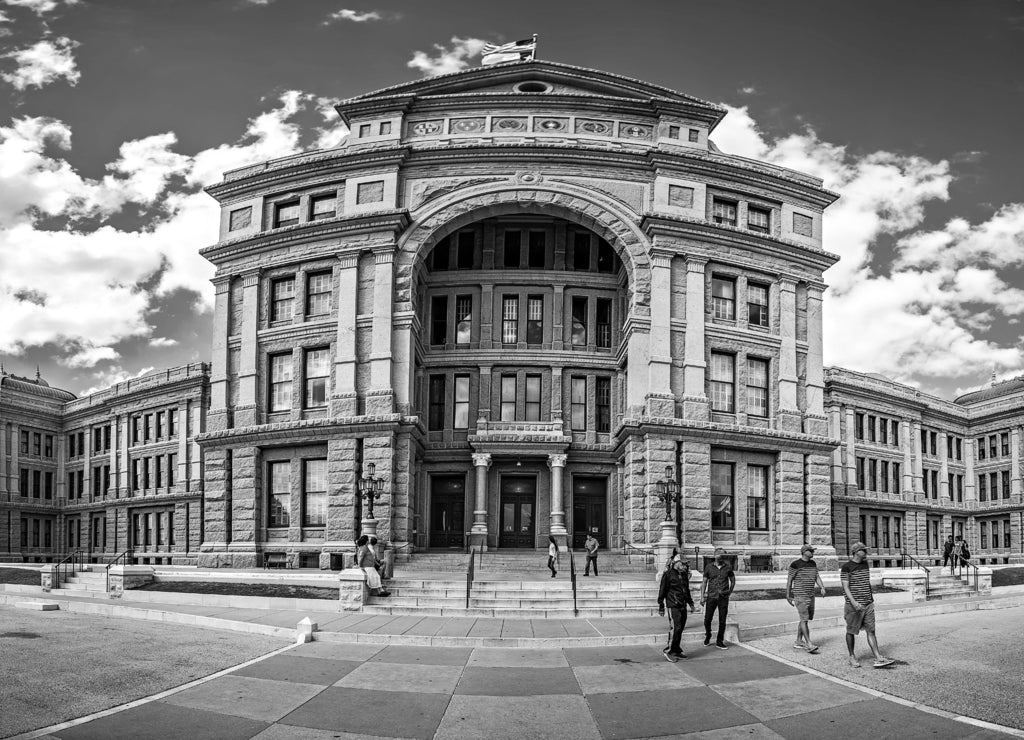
[
  {"xmin": 229, "ymin": 206, "xmax": 252, "ymax": 231},
  {"xmin": 711, "ymin": 276, "xmax": 735, "ymax": 320},
  {"xmin": 431, "ymin": 295, "xmax": 448, "ymax": 345},
  {"xmin": 132, "ymin": 417, "xmax": 140, "ymax": 444},
  {"xmin": 712, "ymin": 198, "xmax": 737, "ymax": 226},
  {"xmin": 502, "ymin": 296, "xmax": 519, "ymax": 344},
  {"xmin": 597, "ymin": 241, "xmax": 615, "ymax": 272},
  {"xmin": 868, "ymin": 459, "xmax": 877, "ymax": 491},
  {"xmin": 19, "ymin": 431, "xmax": 28, "ymax": 454},
  {"xmin": 688, "ymin": 128, "xmax": 700, "ymax": 143},
  {"xmin": 956, "ymin": 474, "xmax": 963, "ymax": 502},
  {"xmin": 880, "ymin": 461, "xmax": 889, "ymax": 493},
  {"xmin": 269, "ymin": 353, "xmax": 293, "ymax": 411},
  {"xmin": 428, "ymin": 375, "xmax": 445, "ymax": 430},
  {"xmin": 855, "ymin": 413, "xmax": 864, "ymax": 441},
  {"xmin": 310, "ymin": 195, "xmax": 335, "ymax": 220},
  {"xmin": 746, "ymin": 358, "xmax": 769, "ymax": 417},
  {"xmin": 155, "ymin": 456, "xmax": 163, "ymax": 489},
  {"xmin": 990, "ymin": 472, "xmax": 999, "ymax": 500},
  {"xmin": 528, "ymin": 231, "xmax": 546, "ymax": 268},
  {"xmin": 156, "ymin": 412, "xmax": 164, "ymax": 439},
  {"xmin": 571, "ymin": 377, "xmax": 587, "ymax": 431},
  {"xmin": 747, "ymin": 465, "xmax": 769, "ymax": 530},
  {"xmin": 380, "ymin": 121, "xmax": 392, "ymax": 135},
  {"xmin": 500, "ymin": 375, "xmax": 517, "ymax": 421},
  {"xmin": 856, "ymin": 457, "xmax": 865, "ymax": 489},
  {"xmin": 453, "ymin": 375, "xmax": 470, "ymax": 429},
  {"xmin": 868, "ymin": 416, "xmax": 876, "ymax": 443},
  {"xmin": 892, "ymin": 420, "xmax": 899, "ymax": 446},
  {"xmin": 142, "ymin": 459, "xmax": 150, "ymax": 490},
  {"xmin": 894, "ymin": 517, "xmax": 902, "ymax": 549},
  {"xmin": 1002, "ymin": 470, "xmax": 1010, "ymax": 499},
  {"xmin": 978, "ymin": 438, "xmax": 986, "ymax": 460},
  {"xmin": 993, "ymin": 521, "xmax": 1000, "ymax": 549},
  {"xmin": 431, "ymin": 239, "xmax": 450, "ymax": 270},
  {"xmin": 271, "ymin": 277, "xmax": 295, "ymax": 322},
  {"xmin": 955, "ymin": 437, "xmax": 962, "ymax": 460},
  {"xmin": 131, "ymin": 460, "xmax": 139, "ymax": 492},
  {"xmin": 455, "ymin": 295, "xmax": 472, "ymax": 344},
  {"xmin": 711, "ymin": 462, "xmax": 734, "ymax": 529},
  {"xmin": 457, "ymin": 232, "xmax": 475, "ymax": 269},
  {"xmin": 306, "ymin": 271, "xmax": 332, "ymax": 316},
  {"xmin": 930, "ymin": 431, "xmax": 937, "ymax": 456},
  {"xmin": 596, "ymin": 377, "xmax": 611, "ymax": 433},
  {"xmin": 166, "ymin": 456, "xmax": 174, "ymax": 488},
  {"xmin": 274, "ymin": 201, "xmax": 300, "ymax": 228},
  {"xmin": 709, "ymin": 352, "xmax": 735, "ymax": 413},
  {"xmin": 168, "ymin": 410, "xmax": 177, "ymax": 438},
  {"xmin": 880, "ymin": 421, "xmax": 888, "ymax": 445},
  {"xmin": 981, "ymin": 522, "xmax": 988, "ymax": 550},
  {"xmin": 989, "ymin": 435, "xmax": 997, "ymax": 458},
  {"xmin": 527, "ymin": 295, "xmax": 543, "ymax": 344},
  {"xmin": 20, "ymin": 468, "xmax": 28, "ymax": 497},
  {"xmin": 1005, "ymin": 520, "xmax": 1012, "ymax": 550},
  {"xmin": 596, "ymin": 298, "xmax": 612, "ymax": 348},
  {"xmin": 303, "ymin": 460, "xmax": 327, "ymax": 527},
  {"xmin": 893, "ymin": 462, "xmax": 901, "ymax": 494},
  {"xmin": 268, "ymin": 462, "xmax": 290, "ymax": 528},
  {"xmin": 32, "ymin": 433, "xmax": 41, "ymax": 456},
  {"xmin": 44, "ymin": 471, "xmax": 53, "ymax": 499},
  {"xmin": 573, "ymin": 232, "xmax": 590, "ymax": 270},
  {"xmin": 32, "ymin": 470, "xmax": 40, "ymax": 498},
  {"xmin": 304, "ymin": 348, "xmax": 330, "ymax": 408},
  {"xmin": 503, "ymin": 231, "xmax": 521, "ymax": 267},
  {"xmin": 978, "ymin": 474, "xmax": 987, "ymax": 502},
  {"xmin": 747, "ymin": 282, "xmax": 769, "ymax": 327},
  {"xmin": 526, "ymin": 374, "xmax": 542, "ymax": 422},
  {"xmin": 94, "ymin": 428, "xmax": 102, "ymax": 453},
  {"xmin": 870, "ymin": 516, "xmax": 878, "ymax": 548},
  {"xmin": 1001, "ymin": 432, "xmax": 1010, "ymax": 456},
  {"xmin": 668, "ymin": 125, "xmax": 680, "ymax": 139},
  {"xmin": 570, "ymin": 296, "xmax": 587, "ymax": 347},
  {"xmin": 747, "ymin": 206, "xmax": 770, "ymax": 234},
  {"xmin": 144, "ymin": 415, "xmax": 153, "ymax": 442}
]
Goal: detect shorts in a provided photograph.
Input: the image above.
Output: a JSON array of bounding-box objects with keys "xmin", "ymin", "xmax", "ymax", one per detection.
[
  {"xmin": 794, "ymin": 596, "xmax": 815, "ymax": 621},
  {"xmin": 844, "ymin": 602, "xmax": 876, "ymax": 635}
]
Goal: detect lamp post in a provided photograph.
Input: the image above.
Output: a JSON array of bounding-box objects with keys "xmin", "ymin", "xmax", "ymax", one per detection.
[
  {"xmin": 654, "ymin": 464, "xmax": 681, "ymax": 568},
  {"xmin": 358, "ymin": 462, "xmax": 387, "ymax": 537}
]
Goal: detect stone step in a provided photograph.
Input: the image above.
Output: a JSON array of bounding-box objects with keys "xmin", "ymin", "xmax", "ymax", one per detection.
[
  {"xmin": 58, "ymin": 581, "xmax": 108, "ymax": 591},
  {"xmin": 384, "ymin": 579, "xmax": 655, "ymax": 590},
  {"xmin": 360, "ymin": 604, "xmax": 660, "ymax": 618},
  {"xmin": 386, "ymin": 588, "xmax": 658, "ymax": 599}
]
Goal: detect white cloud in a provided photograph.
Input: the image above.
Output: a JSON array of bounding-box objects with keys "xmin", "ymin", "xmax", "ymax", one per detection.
[
  {"xmin": 149, "ymin": 337, "xmax": 179, "ymax": 347},
  {"xmin": 323, "ymin": 8, "xmax": 384, "ymax": 24},
  {"xmin": 1, "ymin": 0, "xmax": 78, "ymax": 15},
  {"xmin": 81, "ymin": 364, "xmax": 155, "ymax": 397},
  {"xmin": 2, "ymin": 36, "xmax": 80, "ymax": 90},
  {"xmin": 312, "ymin": 95, "xmax": 349, "ymax": 149},
  {"xmin": 739, "ymin": 86, "xmax": 756, "ymax": 95},
  {"xmin": 407, "ymin": 36, "xmax": 487, "ymax": 77},
  {"xmin": 59, "ymin": 346, "xmax": 119, "ymax": 368}
]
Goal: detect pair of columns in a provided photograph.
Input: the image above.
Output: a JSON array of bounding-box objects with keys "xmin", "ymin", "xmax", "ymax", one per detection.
[{"xmin": 470, "ymin": 453, "xmax": 568, "ymax": 540}]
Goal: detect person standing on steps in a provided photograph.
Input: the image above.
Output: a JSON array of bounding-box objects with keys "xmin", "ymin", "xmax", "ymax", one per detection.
[
  {"xmin": 584, "ymin": 533, "xmax": 600, "ymax": 576},
  {"xmin": 841, "ymin": 542, "xmax": 894, "ymax": 669},
  {"xmin": 786, "ymin": 544, "xmax": 826, "ymax": 653},
  {"xmin": 700, "ymin": 547, "xmax": 735, "ymax": 649},
  {"xmin": 658, "ymin": 558, "xmax": 695, "ymax": 661},
  {"xmin": 547, "ymin": 535, "xmax": 559, "ymax": 578},
  {"xmin": 942, "ymin": 535, "xmax": 954, "ymax": 570}
]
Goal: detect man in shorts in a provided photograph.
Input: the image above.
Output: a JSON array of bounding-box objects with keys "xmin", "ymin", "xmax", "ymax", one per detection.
[
  {"xmin": 786, "ymin": 543, "xmax": 826, "ymax": 653},
  {"xmin": 841, "ymin": 542, "xmax": 895, "ymax": 668}
]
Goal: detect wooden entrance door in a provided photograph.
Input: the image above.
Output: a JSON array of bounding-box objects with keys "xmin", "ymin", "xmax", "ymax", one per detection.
[
  {"xmin": 571, "ymin": 476, "xmax": 607, "ymax": 550},
  {"xmin": 499, "ymin": 476, "xmax": 535, "ymax": 548},
  {"xmin": 429, "ymin": 475, "xmax": 465, "ymax": 549}
]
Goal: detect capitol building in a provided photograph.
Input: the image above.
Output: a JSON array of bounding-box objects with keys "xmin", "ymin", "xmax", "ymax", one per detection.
[{"xmin": 1, "ymin": 61, "xmax": 1021, "ymax": 570}]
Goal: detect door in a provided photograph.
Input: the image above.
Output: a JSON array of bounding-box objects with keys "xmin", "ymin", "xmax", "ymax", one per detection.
[
  {"xmin": 499, "ymin": 476, "xmax": 535, "ymax": 548},
  {"xmin": 429, "ymin": 475, "xmax": 466, "ymax": 549},
  {"xmin": 571, "ymin": 476, "xmax": 607, "ymax": 550}
]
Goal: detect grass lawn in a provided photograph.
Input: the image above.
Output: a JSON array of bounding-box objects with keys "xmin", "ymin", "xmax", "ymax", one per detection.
[
  {"xmin": 992, "ymin": 567, "xmax": 1024, "ymax": 587},
  {"xmin": 731, "ymin": 585, "xmax": 901, "ymax": 601},
  {"xmin": 134, "ymin": 580, "xmax": 340, "ymax": 600},
  {"xmin": 0, "ymin": 567, "xmax": 41, "ymax": 586}
]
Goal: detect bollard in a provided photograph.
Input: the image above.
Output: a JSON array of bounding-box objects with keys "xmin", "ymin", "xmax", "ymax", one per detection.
[{"xmin": 296, "ymin": 616, "xmax": 318, "ymax": 644}]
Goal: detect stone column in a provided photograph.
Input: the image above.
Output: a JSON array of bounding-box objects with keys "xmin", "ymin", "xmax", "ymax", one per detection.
[
  {"xmin": 682, "ymin": 258, "xmax": 708, "ymax": 419},
  {"xmin": 367, "ymin": 248, "xmax": 394, "ymax": 415},
  {"xmin": 109, "ymin": 415, "xmax": 119, "ymax": 497},
  {"xmin": 0, "ymin": 422, "xmax": 6, "ymax": 495},
  {"xmin": 829, "ymin": 405, "xmax": 844, "ymax": 491},
  {"xmin": 551, "ymin": 367, "xmax": 563, "ymax": 426},
  {"xmin": 83, "ymin": 428, "xmax": 92, "ymax": 501},
  {"xmin": 198, "ymin": 448, "xmax": 229, "ymax": 567},
  {"xmin": 227, "ymin": 446, "xmax": 258, "ymax": 567},
  {"xmin": 938, "ymin": 432, "xmax": 950, "ymax": 500},
  {"xmin": 9, "ymin": 424, "xmax": 18, "ymax": 495},
  {"xmin": 1011, "ymin": 426, "xmax": 1022, "ymax": 498},
  {"xmin": 548, "ymin": 453, "xmax": 568, "ymax": 545},
  {"xmin": 912, "ymin": 421, "xmax": 923, "ymax": 496},
  {"xmin": 322, "ymin": 438, "xmax": 358, "ymax": 565},
  {"xmin": 208, "ymin": 276, "xmax": 231, "ymax": 432},
  {"xmin": 844, "ymin": 407, "xmax": 856, "ymax": 491},
  {"xmin": 805, "ymin": 284, "xmax": 826, "ymax": 419},
  {"xmin": 902, "ymin": 419, "xmax": 914, "ymax": 497},
  {"xmin": 235, "ymin": 269, "xmax": 261, "ymax": 427},
  {"xmin": 777, "ymin": 278, "xmax": 800, "ymax": 431},
  {"xmin": 361, "ymin": 435, "xmax": 394, "ymax": 542},
  {"xmin": 776, "ymin": 451, "xmax": 805, "ymax": 553},
  {"xmin": 646, "ymin": 250, "xmax": 674, "ymax": 417},
  {"xmin": 471, "ymin": 453, "xmax": 491, "ymax": 548},
  {"xmin": 551, "ymin": 286, "xmax": 564, "ymax": 350},
  {"xmin": 332, "ymin": 253, "xmax": 359, "ymax": 417}
]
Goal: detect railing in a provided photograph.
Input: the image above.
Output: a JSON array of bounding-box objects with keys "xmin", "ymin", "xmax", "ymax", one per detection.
[
  {"xmin": 105, "ymin": 550, "xmax": 134, "ymax": 594},
  {"xmin": 900, "ymin": 552, "xmax": 931, "ymax": 596},
  {"xmin": 623, "ymin": 542, "xmax": 655, "ymax": 569},
  {"xmin": 569, "ymin": 550, "xmax": 578, "ymax": 617},
  {"xmin": 51, "ymin": 551, "xmax": 84, "ymax": 590},
  {"xmin": 465, "ymin": 547, "xmax": 476, "ymax": 609},
  {"xmin": 954, "ymin": 558, "xmax": 981, "ymax": 593}
]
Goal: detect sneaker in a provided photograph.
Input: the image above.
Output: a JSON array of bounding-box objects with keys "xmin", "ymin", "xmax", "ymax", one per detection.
[
  {"xmin": 793, "ymin": 642, "xmax": 807, "ymax": 650},
  {"xmin": 583, "ymin": 573, "xmax": 589, "ymax": 577},
  {"xmin": 704, "ymin": 635, "xmax": 711, "ymax": 646},
  {"xmin": 673, "ymin": 652, "xmax": 688, "ymax": 659},
  {"xmin": 662, "ymin": 646, "xmax": 671, "ymax": 654},
  {"xmin": 665, "ymin": 651, "xmax": 679, "ymax": 663},
  {"xmin": 804, "ymin": 644, "xmax": 819, "ymax": 654},
  {"xmin": 848, "ymin": 657, "xmax": 861, "ymax": 668},
  {"xmin": 872, "ymin": 657, "xmax": 896, "ymax": 668},
  {"xmin": 378, "ymin": 591, "xmax": 391, "ymax": 597},
  {"xmin": 715, "ymin": 642, "xmax": 729, "ymax": 650}
]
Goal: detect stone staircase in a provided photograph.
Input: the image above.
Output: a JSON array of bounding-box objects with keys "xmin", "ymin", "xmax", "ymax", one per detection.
[
  {"xmin": 401, "ymin": 550, "xmax": 656, "ymax": 575},
  {"xmin": 927, "ymin": 569, "xmax": 981, "ymax": 600}
]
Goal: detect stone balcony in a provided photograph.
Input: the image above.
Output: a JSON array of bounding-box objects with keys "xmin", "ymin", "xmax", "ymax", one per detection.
[{"xmin": 468, "ymin": 418, "xmax": 571, "ymax": 455}]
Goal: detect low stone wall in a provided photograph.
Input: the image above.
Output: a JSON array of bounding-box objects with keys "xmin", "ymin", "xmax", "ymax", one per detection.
[
  {"xmin": 339, "ymin": 568, "xmax": 368, "ymax": 611},
  {"xmin": 107, "ymin": 566, "xmax": 156, "ymax": 597}
]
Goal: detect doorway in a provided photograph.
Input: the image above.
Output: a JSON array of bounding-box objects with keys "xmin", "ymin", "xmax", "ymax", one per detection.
[
  {"xmin": 572, "ymin": 476, "xmax": 607, "ymax": 549},
  {"xmin": 499, "ymin": 476, "xmax": 536, "ymax": 548},
  {"xmin": 429, "ymin": 475, "xmax": 466, "ymax": 549}
]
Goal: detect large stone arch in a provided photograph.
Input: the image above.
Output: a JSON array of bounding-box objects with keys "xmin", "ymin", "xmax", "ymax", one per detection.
[{"xmin": 393, "ymin": 181, "xmax": 653, "ymax": 316}]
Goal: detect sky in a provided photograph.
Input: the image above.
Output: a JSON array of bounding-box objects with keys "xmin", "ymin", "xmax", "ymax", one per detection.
[{"xmin": 1, "ymin": 0, "xmax": 1023, "ymax": 401}]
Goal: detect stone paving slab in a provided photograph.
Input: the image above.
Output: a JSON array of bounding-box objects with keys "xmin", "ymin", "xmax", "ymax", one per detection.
[
  {"xmin": 764, "ymin": 696, "xmax": 981, "ymax": 739},
  {"xmin": 160, "ymin": 675, "xmax": 323, "ymax": 723},
  {"xmin": 454, "ymin": 666, "xmax": 580, "ymax": 696}
]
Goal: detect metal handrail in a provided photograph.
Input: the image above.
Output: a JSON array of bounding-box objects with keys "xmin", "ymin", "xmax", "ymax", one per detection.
[
  {"xmin": 954, "ymin": 557, "xmax": 981, "ymax": 593},
  {"xmin": 105, "ymin": 549, "xmax": 134, "ymax": 594},
  {"xmin": 50, "ymin": 550, "xmax": 83, "ymax": 590},
  {"xmin": 465, "ymin": 547, "xmax": 476, "ymax": 609},
  {"xmin": 900, "ymin": 551, "xmax": 930, "ymax": 595},
  {"xmin": 569, "ymin": 550, "xmax": 578, "ymax": 617},
  {"xmin": 623, "ymin": 542, "xmax": 655, "ymax": 568}
]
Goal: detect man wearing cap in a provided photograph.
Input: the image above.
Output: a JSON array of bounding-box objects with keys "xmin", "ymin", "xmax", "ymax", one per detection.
[
  {"xmin": 700, "ymin": 547, "xmax": 735, "ymax": 649},
  {"xmin": 658, "ymin": 558, "xmax": 695, "ymax": 662},
  {"xmin": 841, "ymin": 542, "xmax": 895, "ymax": 668},
  {"xmin": 787, "ymin": 544, "xmax": 826, "ymax": 653}
]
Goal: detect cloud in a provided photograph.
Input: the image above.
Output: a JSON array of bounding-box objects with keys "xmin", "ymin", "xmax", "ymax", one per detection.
[
  {"xmin": 148, "ymin": 337, "xmax": 179, "ymax": 347},
  {"xmin": 739, "ymin": 86, "xmax": 756, "ymax": 95},
  {"xmin": 59, "ymin": 346, "xmax": 119, "ymax": 368},
  {"xmin": 711, "ymin": 104, "xmax": 1024, "ymax": 389},
  {"xmin": 323, "ymin": 8, "xmax": 387, "ymax": 24},
  {"xmin": 81, "ymin": 364, "xmax": 155, "ymax": 397},
  {"xmin": 2, "ymin": 36, "xmax": 80, "ymax": 90},
  {"xmin": 311, "ymin": 95, "xmax": 349, "ymax": 149},
  {"xmin": 1, "ymin": 0, "xmax": 78, "ymax": 15},
  {"xmin": 407, "ymin": 36, "xmax": 487, "ymax": 77}
]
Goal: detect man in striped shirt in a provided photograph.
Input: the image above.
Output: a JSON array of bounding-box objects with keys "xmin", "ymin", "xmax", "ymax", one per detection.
[
  {"xmin": 841, "ymin": 542, "xmax": 895, "ymax": 668},
  {"xmin": 786, "ymin": 544, "xmax": 826, "ymax": 653}
]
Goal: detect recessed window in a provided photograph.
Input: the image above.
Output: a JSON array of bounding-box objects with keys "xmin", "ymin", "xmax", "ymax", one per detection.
[
  {"xmin": 573, "ymin": 233, "xmax": 590, "ymax": 270},
  {"xmin": 269, "ymin": 353, "xmax": 293, "ymax": 412},
  {"xmin": 526, "ymin": 374, "xmax": 542, "ymax": 421},
  {"xmin": 379, "ymin": 121, "xmax": 392, "ymax": 135},
  {"xmin": 746, "ymin": 358, "xmax": 769, "ymax": 417},
  {"xmin": 711, "ymin": 462, "xmax": 734, "ymax": 529},
  {"xmin": 428, "ymin": 375, "xmax": 445, "ymax": 431},
  {"xmin": 267, "ymin": 462, "xmax": 290, "ymax": 528},
  {"xmin": 274, "ymin": 201, "xmax": 300, "ymax": 228},
  {"xmin": 502, "ymin": 295, "xmax": 519, "ymax": 344},
  {"xmin": 571, "ymin": 377, "xmax": 587, "ymax": 431},
  {"xmin": 430, "ymin": 295, "xmax": 448, "ymax": 345},
  {"xmin": 454, "ymin": 374, "xmax": 470, "ymax": 429},
  {"xmin": 514, "ymin": 81, "xmax": 552, "ymax": 93},
  {"xmin": 748, "ymin": 206, "xmax": 771, "ymax": 234},
  {"xmin": 457, "ymin": 232, "xmax": 475, "ymax": 269},
  {"xmin": 304, "ymin": 348, "xmax": 330, "ymax": 408},
  {"xmin": 710, "ymin": 352, "xmax": 735, "ymax": 413},
  {"xmin": 747, "ymin": 282, "xmax": 769, "ymax": 327},
  {"xmin": 668, "ymin": 125, "xmax": 681, "ymax": 139},
  {"xmin": 597, "ymin": 240, "xmax": 615, "ymax": 272},
  {"xmin": 526, "ymin": 295, "xmax": 543, "ymax": 344},
  {"xmin": 528, "ymin": 231, "xmax": 546, "ymax": 268},
  {"xmin": 229, "ymin": 206, "xmax": 252, "ymax": 231},
  {"xmin": 596, "ymin": 377, "xmax": 611, "ymax": 432},
  {"xmin": 503, "ymin": 231, "xmax": 521, "ymax": 268},
  {"xmin": 571, "ymin": 296, "xmax": 588, "ymax": 347},
  {"xmin": 500, "ymin": 374, "xmax": 516, "ymax": 422},
  {"xmin": 271, "ymin": 277, "xmax": 295, "ymax": 322},
  {"xmin": 792, "ymin": 212, "xmax": 813, "ymax": 237},
  {"xmin": 712, "ymin": 276, "xmax": 736, "ymax": 321},
  {"xmin": 712, "ymin": 198, "xmax": 737, "ymax": 226},
  {"xmin": 303, "ymin": 460, "xmax": 327, "ymax": 527},
  {"xmin": 688, "ymin": 128, "xmax": 700, "ymax": 143},
  {"xmin": 747, "ymin": 465, "xmax": 769, "ymax": 530},
  {"xmin": 455, "ymin": 294, "xmax": 472, "ymax": 344},
  {"xmin": 596, "ymin": 298, "xmax": 612, "ymax": 349},
  {"xmin": 306, "ymin": 271, "xmax": 332, "ymax": 316},
  {"xmin": 310, "ymin": 195, "xmax": 335, "ymax": 220},
  {"xmin": 431, "ymin": 238, "xmax": 450, "ymax": 270}
]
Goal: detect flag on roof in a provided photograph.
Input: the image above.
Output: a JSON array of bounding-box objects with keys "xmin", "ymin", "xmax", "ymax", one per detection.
[{"xmin": 481, "ymin": 36, "xmax": 537, "ymax": 65}]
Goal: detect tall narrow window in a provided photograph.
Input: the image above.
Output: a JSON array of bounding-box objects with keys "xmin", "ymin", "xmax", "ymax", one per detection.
[
  {"xmin": 746, "ymin": 358, "xmax": 769, "ymax": 417},
  {"xmin": 991, "ymin": 471, "xmax": 1000, "ymax": 499},
  {"xmin": 168, "ymin": 410, "xmax": 177, "ymax": 438},
  {"xmin": 304, "ymin": 348, "xmax": 330, "ymax": 408},
  {"xmin": 431, "ymin": 238, "xmax": 450, "ymax": 270},
  {"xmin": 747, "ymin": 282, "xmax": 769, "ymax": 327},
  {"xmin": 455, "ymin": 295, "xmax": 472, "ymax": 344},
  {"xmin": 571, "ymin": 377, "xmax": 587, "ymax": 431},
  {"xmin": 44, "ymin": 472, "xmax": 53, "ymax": 499},
  {"xmin": 978, "ymin": 474, "xmax": 987, "ymax": 502},
  {"xmin": 1001, "ymin": 432, "xmax": 1010, "ymax": 456},
  {"xmin": 166, "ymin": 456, "xmax": 174, "ymax": 487},
  {"xmin": 155, "ymin": 456, "xmax": 163, "ymax": 489},
  {"xmin": 596, "ymin": 298, "xmax": 612, "ymax": 348},
  {"xmin": 457, "ymin": 231, "xmax": 475, "ymax": 269},
  {"xmin": 20, "ymin": 431, "xmax": 29, "ymax": 454},
  {"xmin": 500, "ymin": 375, "xmax": 517, "ymax": 422},
  {"xmin": 880, "ymin": 421, "xmax": 889, "ymax": 445},
  {"xmin": 712, "ymin": 198, "xmax": 737, "ymax": 226},
  {"xmin": 892, "ymin": 420, "xmax": 899, "ymax": 446},
  {"xmin": 868, "ymin": 416, "xmax": 877, "ymax": 443},
  {"xmin": 32, "ymin": 470, "xmax": 40, "ymax": 498},
  {"xmin": 271, "ymin": 277, "xmax": 295, "ymax": 322},
  {"xmin": 268, "ymin": 462, "xmax": 290, "ymax": 528},
  {"xmin": 709, "ymin": 352, "xmax": 735, "ymax": 412},
  {"xmin": 310, "ymin": 195, "xmax": 335, "ymax": 220},
  {"xmin": 597, "ymin": 240, "xmax": 615, "ymax": 272},
  {"xmin": 854, "ymin": 413, "xmax": 864, "ymax": 440},
  {"xmin": 977, "ymin": 437, "xmax": 986, "ymax": 460},
  {"xmin": 274, "ymin": 201, "xmax": 300, "ymax": 228},
  {"xmin": 747, "ymin": 205, "xmax": 771, "ymax": 233},
  {"xmin": 453, "ymin": 374, "xmax": 470, "ymax": 429},
  {"xmin": 712, "ymin": 276, "xmax": 736, "ymax": 320},
  {"xmin": 573, "ymin": 232, "xmax": 591, "ymax": 270},
  {"xmin": 502, "ymin": 295, "xmax": 519, "ymax": 344},
  {"xmin": 528, "ymin": 231, "xmax": 546, "ymax": 268},
  {"xmin": 527, "ymin": 295, "xmax": 544, "ymax": 344},
  {"xmin": 881, "ymin": 461, "xmax": 890, "ymax": 493},
  {"xmin": 525, "ymin": 374, "xmax": 541, "ymax": 421},
  {"xmin": 303, "ymin": 459, "xmax": 327, "ymax": 527},
  {"xmin": 711, "ymin": 462, "xmax": 734, "ymax": 529},
  {"xmin": 306, "ymin": 271, "xmax": 332, "ymax": 316},
  {"xmin": 45, "ymin": 435, "xmax": 53, "ymax": 457},
  {"xmin": 156, "ymin": 412, "xmax": 164, "ymax": 439},
  {"xmin": 571, "ymin": 296, "xmax": 588, "ymax": 347},
  {"xmin": 894, "ymin": 517, "xmax": 902, "ymax": 549},
  {"xmin": 269, "ymin": 353, "xmax": 293, "ymax": 411},
  {"xmin": 1002, "ymin": 470, "xmax": 1010, "ymax": 499},
  {"xmin": 430, "ymin": 295, "xmax": 448, "ymax": 345},
  {"xmin": 596, "ymin": 377, "xmax": 611, "ymax": 433},
  {"xmin": 747, "ymin": 465, "xmax": 769, "ymax": 530},
  {"xmin": 503, "ymin": 231, "xmax": 521, "ymax": 267},
  {"xmin": 428, "ymin": 375, "xmax": 445, "ymax": 431}
]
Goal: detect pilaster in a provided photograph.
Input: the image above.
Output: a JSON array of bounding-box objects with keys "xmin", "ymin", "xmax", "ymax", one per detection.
[
  {"xmin": 646, "ymin": 250, "xmax": 674, "ymax": 416},
  {"xmin": 548, "ymin": 453, "xmax": 568, "ymax": 544},
  {"xmin": 332, "ymin": 252, "xmax": 359, "ymax": 417},
  {"xmin": 209, "ymin": 275, "xmax": 232, "ymax": 431},
  {"xmin": 367, "ymin": 248, "xmax": 395, "ymax": 414},
  {"xmin": 682, "ymin": 258, "xmax": 708, "ymax": 419},
  {"xmin": 777, "ymin": 278, "xmax": 800, "ymax": 432},
  {"xmin": 235, "ymin": 269, "xmax": 261, "ymax": 427}
]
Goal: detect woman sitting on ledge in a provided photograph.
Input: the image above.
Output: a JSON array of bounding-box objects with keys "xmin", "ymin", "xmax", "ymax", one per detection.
[{"xmin": 356, "ymin": 535, "xmax": 390, "ymax": 597}]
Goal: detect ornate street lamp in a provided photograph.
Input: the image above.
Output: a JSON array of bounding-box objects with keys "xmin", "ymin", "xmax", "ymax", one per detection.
[
  {"xmin": 358, "ymin": 462, "xmax": 387, "ymax": 520},
  {"xmin": 654, "ymin": 465, "xmax": 680, "ymax": 522}
]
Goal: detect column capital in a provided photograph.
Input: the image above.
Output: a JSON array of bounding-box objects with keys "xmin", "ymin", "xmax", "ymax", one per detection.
[
  {"xmin": 240, "ymin": 269, "xmax": 261, "ymax": 288},
  {"xmin": 373, "ymin": 248, "xmax": 395, "ymax": 265},
  {"xmin": 650, "ymin": 249, "xmax": 674, "ymax": 268},
  {"xmin": 806, "ymin": 281, "xmax": 827, "ymax": 299},
  {"xmin": 471, "ymin": 453, "xmax": 492, "ymax": 469},
  {"xmin": 547, "ymin": 453, "xmax": 568, "ymax": 469},
  {"xmin": 212, "ymin": 275, "xmax": 232, "ymax": 291},
  {"xmin": 337, "ymin": 252, "xmax": 359, "ymax": 269},
  {"xmin": 778, "ymin": 276, "xmax": 798, "ymax": 292},
  {"xmin": 684, "ymin": 257, "xmax": 707, "ymax": 274}
]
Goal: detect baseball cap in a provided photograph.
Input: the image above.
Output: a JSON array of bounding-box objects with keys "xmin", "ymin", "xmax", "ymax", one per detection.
[
  {"xmin": 850, "ymin": 541, "xmax": 868, "ymax": 555},
  {"xmin": 801, "ymin": 544, "xmax": 816, "ymax": 554}
]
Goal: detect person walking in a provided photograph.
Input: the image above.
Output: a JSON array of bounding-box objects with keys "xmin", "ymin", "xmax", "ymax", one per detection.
[
  {"xmin": 786, "ymin": 544, "xmax": 826, "ymax": 653},
  {"xmin": 584, "ymin": 533, "xmax": 600, "ymax": 576},
  {"xmin": 700, "ymin": 547, "xmax": 735, "ymax": 649},
  {"xmin": 356, "ymin": 535, "xmax": 390, "ymax": 597},
  {"xmin": 841, "ymin": 541, "xmax": 894, "ymax": 668},
  {"xmin": 547, "ymin": 535, "xmax": 559, "ymax": 578},
  {"xmin": 951, "ymin": 536, "xmax": 966, "ymax": 573},
  {"xmin": 942, "ymin": 535, "xmax": 954, "ymax": 569},
  {"xmin": 658, "ymin": 558, "xmax": 695, "ymax": 661}
]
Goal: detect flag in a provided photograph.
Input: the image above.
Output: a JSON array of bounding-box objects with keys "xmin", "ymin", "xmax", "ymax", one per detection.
[{"xmin": 481, "ymin": 36, "xmax": 537, "ymax": 65}]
